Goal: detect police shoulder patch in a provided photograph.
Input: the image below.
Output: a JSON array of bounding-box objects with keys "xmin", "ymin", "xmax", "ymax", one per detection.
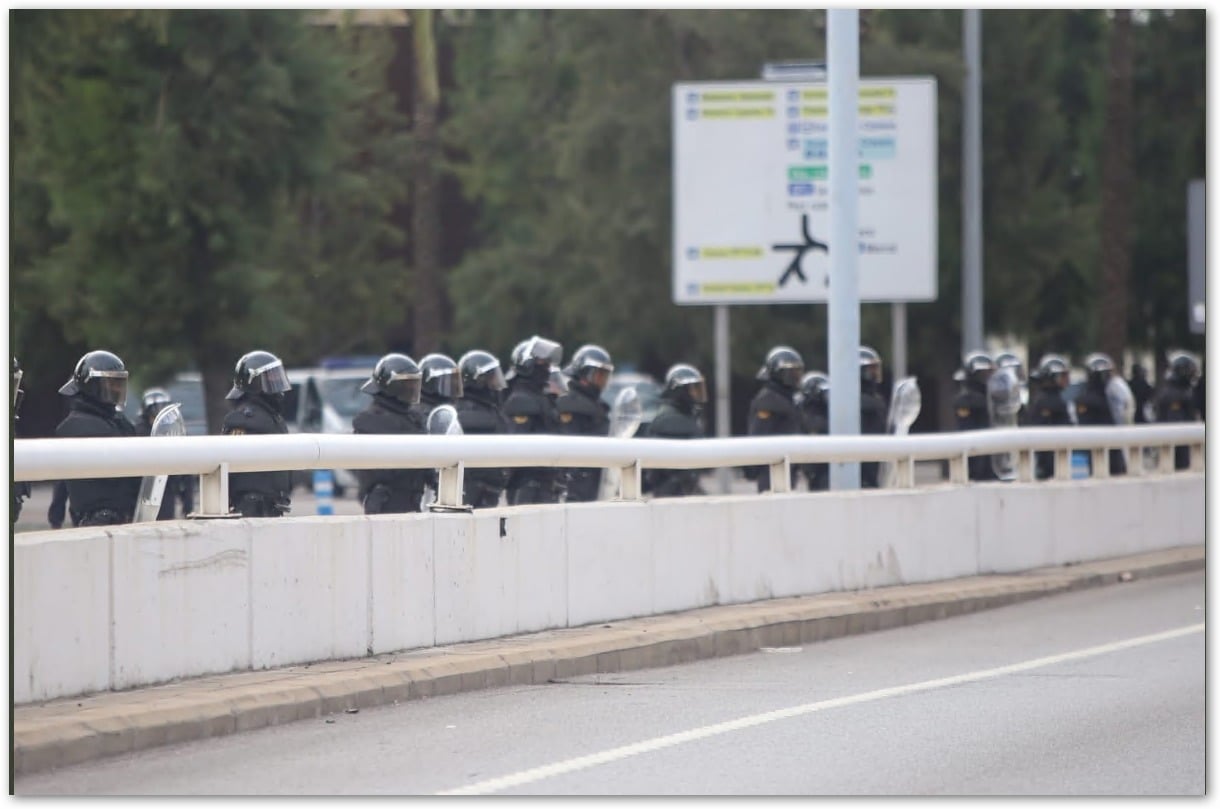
[
  {"xmin": 956, "ymin": 407, "xmax": 971, "ymax": 418},
  {"xmin": 1077, "ymin": 404, "xmax": 1087, "ymax": 413},
  {"xmin": 559, "ymin": 412, "xmax": 573, "ymax": 423},
  {"xmin": 227, "ymin": 427, "xmax": 246, "ymax": 436},
  {"xmin": 757, "ymin": 410, "xmax": 771, "ymax": 420},
  {"xmin": 1040, "ymin": 409, "xmax": 1051, "ymax": 418},
  {"xmin": 513, "ymin": 415, "xmax": 530, "ymax": 424},
  {"xmin": 1171, "ymin": 402, "xmax": 1181, "ymax": 410}
]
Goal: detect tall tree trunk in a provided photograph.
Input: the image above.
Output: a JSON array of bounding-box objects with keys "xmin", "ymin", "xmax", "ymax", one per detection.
[
  {"xmin": 1099, "ymin": 10, "xmax": 1133, "ymax": 367},
  {"xmin": 411, "ymin": 9, "xmax": 445, "ymax": 355}
]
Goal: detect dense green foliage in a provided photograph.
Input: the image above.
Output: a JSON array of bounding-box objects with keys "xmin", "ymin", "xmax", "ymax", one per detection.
[{"xmin": 10, "ymin": 10, "xmax": 1205, "ymax": 435}]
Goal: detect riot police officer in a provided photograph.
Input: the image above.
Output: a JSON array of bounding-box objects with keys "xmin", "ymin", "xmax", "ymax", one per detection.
[
  {"xmin": 642, "ymin": 363, "xmax": 708, "ymax": 498},
  {"xmin": 1154, "ymin": 351, "xmax": 1201, "ymax": 469},
  {"xmin": 952, "ymin": 351, "xmax": 997, "ymax": 481},
  {"xmin": 54, "ymin": 350, "xmax": 141, "ymax": 526},
  {"xmin": 1027, "ymin": 354, "xmax": 1073, "ymax": 480},
  {"xmin": 745, "ymin": 346, "xmax": 804, "ymax": 492},
  {"xmin": 1074, "ymin": 353, "xmax": 1127, "ymax": 476},
  {"xmin": 795, "ymin": 370, "xmax": 830, "ymax": 491},
  {"xmin": 502, "ymin": 336, "xmax": 566, "ymax": 505},
  {"xmin": 222, "ymin": 350, "xmax": 293, "ymax": 517},
  {"xmin": 11, "ymin": 358, "xmax": 31, "ymax": 523},
  {"xmin": 137, "ymin": 387, "xmax": 195, "ymax": 519},
  {"xmin": 556, "ymin": 344, "xmax": 614, "ymax": 502},
  {"xmin": 456, "ymin": 350, "xmax": 512, "ymax": 508},
  {"xmin": 859, "ymin": 346, "xmax": 887, "ymax": 488},
  {"xmin": 352, "ymin": 353, "xmax": 427, "ymax": 514}
]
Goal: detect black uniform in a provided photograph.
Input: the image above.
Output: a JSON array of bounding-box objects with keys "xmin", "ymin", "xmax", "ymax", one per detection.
[
  {"xmin": 860, "ymin": 380, "xmax": 887, "ymax": 488},
  {"xmin": 952, "ymin": 379, "xmax": 997, "ymax": 481},
  {"xmin": 1028, "ymin": 387, "xmax": 1072, "ymax": 479},
  {"xmin": 1074, "ymin": 381, "xmax": 1127, "ymax": 475},
  {"xmin": 54, "ymin": 398, "xmax": 141, "ymax": 525},
  {"xmin": 352, "ymin": 393, "xmax": 428, "ymax": 513},
  {"xmin": 555, "ymin": 381, "xmax": 611, "ymax": 502},
  {"xmin": 47, "ymin": 480, "xmax": 76, "ymax": 528},
  {"xmin": 136, "ymin": 417, "xmax": 195, "ymax": 519},
  {"xmin": 222, "ymin": 395, "xmax": 292, "ymax": 517},
  {"xmin": 456, "ymin": 392, "xmax": 511, "ymax": 508},
  {"xmin": 1154, "ymin": 379, "xmax": 1199, "ymax": 469},
  {"xmin": 745, "ymin": 381, "xmax": 802, "ymax": 492},
  {"xmin": 502, "ymin": 379, "xmax": 565, "ymax": 505},
  {"xmin": 1129, "ymin": 369, "xmax": 1154, "ymax": 424},
  {"xmin": 797, "ymin": 398, "xmax": 829, "ymax": 491},
  {"xmin": 643, "ymin": 401, "xmax": 705, "ymax": 497}
]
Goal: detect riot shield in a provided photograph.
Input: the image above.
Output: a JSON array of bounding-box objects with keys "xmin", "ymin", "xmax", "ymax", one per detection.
[
  {"xmin": 882, "ymin": 377, "xmax": 921, "ymax": 488},
  {"xmin": 134, "ymin": 403, "xmax": 186, "ymax": 522},
  {"xmin": 609, "ymin": 386, "xmax": 644, "ymax": 439},
  {"xmin": 426, "ymin": 403, "xmax": 463, "ymax": 436},
  {"xmin": 988, "ymin": 368, "xmax": 1021, "ymax": 481},
  {"xmin": 1106, "ymin": 374, "xmax": 1135, "ymax": 469}
]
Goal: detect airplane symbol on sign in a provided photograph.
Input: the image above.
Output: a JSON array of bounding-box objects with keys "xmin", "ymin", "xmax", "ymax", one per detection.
[{"xmin": 771, "ymin": 214, "xmax": 829, "ymax": 287}]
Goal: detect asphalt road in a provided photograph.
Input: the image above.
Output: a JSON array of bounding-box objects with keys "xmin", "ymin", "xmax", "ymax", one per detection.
[{"xmin": 16, "ymin": 571, "xmax": 1203, "ymax": 796}]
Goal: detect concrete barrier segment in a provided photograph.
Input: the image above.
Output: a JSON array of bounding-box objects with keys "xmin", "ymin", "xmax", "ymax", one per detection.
[{"xmin": 12, "ymin": 544, "xmax": 1202, "ymax": 776}]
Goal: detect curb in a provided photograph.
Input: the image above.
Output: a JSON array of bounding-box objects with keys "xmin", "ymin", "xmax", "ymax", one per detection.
[{"xmin": 13, "ymin": 545, "xmax": 1203, "ymax": 776}]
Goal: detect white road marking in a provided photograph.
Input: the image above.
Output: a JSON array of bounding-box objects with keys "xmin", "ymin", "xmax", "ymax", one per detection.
[{"xmin": 437, "ymin": 623, "xmax": 1203, "ymax": 795}]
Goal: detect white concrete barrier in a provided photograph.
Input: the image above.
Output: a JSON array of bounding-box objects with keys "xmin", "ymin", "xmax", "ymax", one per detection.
[{"xmin": 13, "ymin": 474, "xmax": 1204, "ymax": 704}]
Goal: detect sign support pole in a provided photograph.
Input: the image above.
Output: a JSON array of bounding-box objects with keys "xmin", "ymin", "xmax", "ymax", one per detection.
[
  {"xmin": 714, "ymin": 304, "xmax": 732, "ymax": 493},
  {"xmin": 828, "ymin": 9, "xmax": 861, "ymax": 490}
]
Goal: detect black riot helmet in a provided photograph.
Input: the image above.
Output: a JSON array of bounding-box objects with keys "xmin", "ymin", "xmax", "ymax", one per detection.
[
  {"xmin": 140, "ymin": 387, "xmax": 172, "ymax": 423},
  {"xmin": 419, "ymin": 353, "xmax": 463, "ymax": 401},
  {"xmin": 859, "ymin": 346, "xmax": 882, "ymax": 385},
  {"xmin": 508, "ymin": 335, "xmax": 563, "ymax": 385},
  {"xmin": 12, "ymin": 357, "xmax": 24, "ymax": 415},
  {"xmin": 59, "ymin": 350, "xmax": 130, "ymax": 408},
  {"xmin": 756, "ymin": 345, "xmax": 805, "ymax": 391},
  {"xmin": 1084, "ymin": 352, "xmax": 1115, "ymax": 387},
  {"xmin": 458, "ymin": 350, "xmax": 507, "ymax": 395},
  {"xmin": 226, "ymin": 350, "xmax": 291, "ymax": 400},
  {"xmin": 798, "ymin": 371, "xmax": 830, "ymax": 407},
  {"xmin": 564, "ymin": 344, "xmax": 614, "ymax": 393},
  {"xmin": 1167, "ymin": 351, "xmax": 1200, "ymax": 386},
  {"xmin": 1034, "ymin": 354, "xmax": 1070, "ymax": 389},
  {"xmin": 362, "ymin": 353, "xmax": 422, "ymax": 405},
  {"xmin": 962, "ymin": 351, "xmax": 995, "ymax": 386},
  {"xmin": 663, "ymin": 363, "xmax": 708, "ymax": 406}
]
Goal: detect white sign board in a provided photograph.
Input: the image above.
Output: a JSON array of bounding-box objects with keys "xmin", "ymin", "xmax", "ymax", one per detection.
[{"xmin": 672, "ymin": 77, "xmax": 938, "ymax": 305}]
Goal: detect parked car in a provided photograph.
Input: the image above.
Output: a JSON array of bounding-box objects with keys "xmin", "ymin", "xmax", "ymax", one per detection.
[{"xmin": 282, "ymin": 361, "xmax": 377, "ymax": 495}]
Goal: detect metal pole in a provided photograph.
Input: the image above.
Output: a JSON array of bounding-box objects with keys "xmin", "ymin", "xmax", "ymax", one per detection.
[
  {"xmin": 713, "ymin": 304, "xmax": 732, "ymax": 493},
  {"xmin": 828, "ymin": 9, "xmax": 861, "ymax": 490},
  {"xmin": 892, "ymin": 302, "xmax": 907, "ymax": 380},
  {"xmin": 962, "ymin": 9, "xmax": 984, "ymax": 356}
]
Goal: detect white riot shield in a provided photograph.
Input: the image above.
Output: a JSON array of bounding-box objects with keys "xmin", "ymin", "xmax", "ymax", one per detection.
[
  {"xmin": 134, "ymin": 403, "xmax": 186, "ymax": 522},
  {"xmin": 426, "ymin": 404, "xmax": 463, "ymax": 436},
  {"xmin": 609, "ymin": 386, "xmax": 643, "ymax": 439},
  {"xmin": 882, "ymin": 377, "xmax": 921, "ymax": 488},
  {"xmin": 1106, "ymin": 374, "xmax": 1135, "ymax": 469},
  {"xmin": 987, "ymin": 368, "xmax": 1021, "ymax": 481}
]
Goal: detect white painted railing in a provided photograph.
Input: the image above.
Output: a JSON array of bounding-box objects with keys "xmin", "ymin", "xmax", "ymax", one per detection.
[{"xmin": 13, "ymin": 423, "xmax": 1203, "ymax": 515}]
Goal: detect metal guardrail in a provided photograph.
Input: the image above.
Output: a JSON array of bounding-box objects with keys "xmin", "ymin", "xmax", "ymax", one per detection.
[{"xmin": 13, "ymin": 423, "xmax": 1204, "ymax": 515}]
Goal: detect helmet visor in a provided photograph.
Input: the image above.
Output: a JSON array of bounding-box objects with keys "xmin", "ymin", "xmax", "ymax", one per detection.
[
  {"xmin": 429, "ymin": 370, "xmax": 463, "ymax": 399},
  {"xmin": 252, "ymin": 362, "xmax": 291, "ymax": 395},
  {"xmin": 777, "ymin": 365, "xmax": 804, "ymax": 390},
  {"xmin": 546, "ymin": 366, "xmax": 569, "ymax": 396},
  {"xmin": 526, "ymin": 337, "xmax": 563, "ymax": 367},
  {"xmin": 92, "ymin": 375, "xmax": 129, "ymax": 407},
  {"xmin": 685, "ymin": 380, "xmax": 708, "ymax": 404},
  {"xmin": 584, "ymin": 367, "xmax": 612, "ymax": 393},
  {"xmin": 477, "ymin": 365, "xmax": 507, "ymax": 392},
  {"xmin": 385, "ymin": 377, "xmax": 422, "ymax": 405}
]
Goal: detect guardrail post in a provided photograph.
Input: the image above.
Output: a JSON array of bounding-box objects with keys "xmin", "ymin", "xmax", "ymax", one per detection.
[
  {"xmin": 1090, "ymin": 448, "xmax": 1109, "ymax": 479},
  {"xmin": 1190, "ymin": 442, "xmax": 1204, "ymax": 472},
  {"xmin": 1158, "ymin": 444, "xmax": 1174, "ymax": 475},
  {"xmin": 619, "ymin": 461, "xmax": 642, "ymax": 500},
  {"xmin": 1017, "ymin": 450, "xmax": 1035, "ymax": 482},
  {"xmin": 948, "ymin": 453, "xmax": 967, "ymax": 484},
  {"xmin": 1054, "ymin": 448, "xmax": 1071, "ymax": 481},
  {"xmin": 436, "ymin": 463, "xmax": 464, "ymax": 507},
  {"xmin": 196, "ymin": 462, "xmax": 230, "ymax": 517},
  {"xmin": 768, "ymin": 457, "xmax": 791, "ymax": 493}
]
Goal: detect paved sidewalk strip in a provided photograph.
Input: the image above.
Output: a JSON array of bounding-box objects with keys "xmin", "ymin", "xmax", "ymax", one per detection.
[{"xmin": 13, "ymin": 545, "xmax": 1203, "ymax": 776}]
